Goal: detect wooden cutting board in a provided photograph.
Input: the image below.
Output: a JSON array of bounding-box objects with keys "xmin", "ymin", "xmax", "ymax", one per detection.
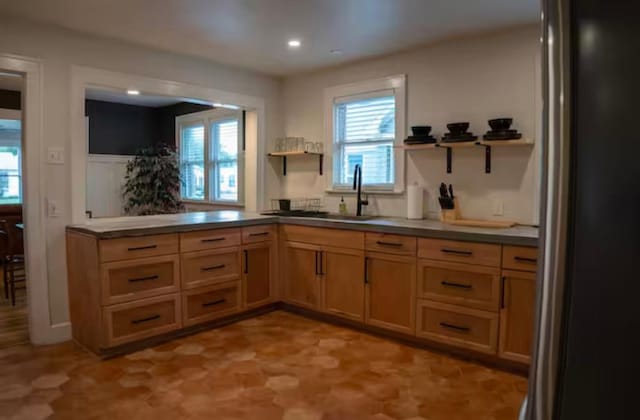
[{"xmin": 447, "ymin": 219, "xmax": 516, "ymax": 228}]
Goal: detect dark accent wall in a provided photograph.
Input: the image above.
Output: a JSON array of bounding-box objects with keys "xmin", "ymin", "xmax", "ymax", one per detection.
[
  {"xmin": 0, "ymin": 89, "xmax": 21, "ymax": 110},
  {"xmin": 85, "ymin": 100, "xmax": 213, "ymax": 155}
]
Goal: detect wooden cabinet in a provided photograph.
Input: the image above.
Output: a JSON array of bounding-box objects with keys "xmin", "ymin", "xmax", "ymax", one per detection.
[
  {"xmin": 243, "ymin": 242, "xmax": 276, "ymax": 309},
  {"xmin": 180, "ymin": 247, "xmax": 241, "ymax": 289},
  {"xmin": 182, "ymin": 282, "xmax": 241, "ymax": 327},
  {"xmin": 499, "ymin": 269, "xmax": 537, "ymax": 363},
  {"xmin": 365, "ymin": 252, "xmax": 416, "ymax": 334},
  {"xmin": 283, "ymin": 241, "xmax": 321, "ymax": 308},
  {"xmin": 322, "ymin": 246, "xmax": 365, "ymax": 321},
  {"xmin": 418, "ymin": 238, "xmax": 501, "ymax": 267}
]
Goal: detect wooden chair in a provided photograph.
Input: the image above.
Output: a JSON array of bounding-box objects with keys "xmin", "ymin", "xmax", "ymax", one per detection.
[{"xmin": 0, "ymin": 220, "xmax": 25, "ymax": 306}]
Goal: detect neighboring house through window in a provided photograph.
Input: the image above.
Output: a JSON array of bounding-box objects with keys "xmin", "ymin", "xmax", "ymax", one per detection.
[
  {"xmin": 325, "ymin": 75, "xmax": 406, "ymax": 193},
  {"xmin": 177, "ymin": 109, "xmax": 244, "ymax": 204},
  {"xmin": 0, "ymin": 111, "xmax": 22, "ymax": 204}
]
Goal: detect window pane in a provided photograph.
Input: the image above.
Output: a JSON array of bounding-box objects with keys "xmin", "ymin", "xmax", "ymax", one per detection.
[
  {"xmin": 180, "ymin": 124, "xmax": 205, "ymax": 200},
  {"xmin": 0, "ymin": 119, "xmax": 22, "ymax": 204},
  {"xmin": 336, "ymin": 96, "xmax": 395, "ymax": 143},
  {"xmin": 211, "ymin": 119, "xmax": 239, "ymax": 202},
  {"xmin": 340, "ymin": 142, "xmax": 394, "ymax": 185}
]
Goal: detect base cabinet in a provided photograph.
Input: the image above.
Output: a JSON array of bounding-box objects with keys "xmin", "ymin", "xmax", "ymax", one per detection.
[
  {"xmin": 283, "ymin": 242, "xmax": 321, "ymax": 308},
  {"xmin": 322, "ymin": 247, "xmax": 365, "ymax": 321},
  {"xmin": 498, "ymin": 269, "xmax": 536, "ymax": 363},
  {"xmin": 243, "ymin": 242, "xmax": 276, "ymax": 309},
  {"xmin": 365, "ymin": 252, "xmax": 416, "ymax": 334}
]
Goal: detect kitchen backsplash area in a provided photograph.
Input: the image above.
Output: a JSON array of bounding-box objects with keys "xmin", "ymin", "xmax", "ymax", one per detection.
[{"xmin": 273, "ymin": 26, "xmax": 541, "ymax": 225}]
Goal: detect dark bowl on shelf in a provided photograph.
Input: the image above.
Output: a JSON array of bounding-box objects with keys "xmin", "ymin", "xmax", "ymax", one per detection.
[
  {"xmin": 446, "ymin": 122, "xmax": 470, "ymax": 134},
  {"xmin": 488, "ymin": 118, "xmax": 513, "ymax": 130},
  {"xmin": 411, "ymin": 126, "xmax": 432, "ymax": 136}
]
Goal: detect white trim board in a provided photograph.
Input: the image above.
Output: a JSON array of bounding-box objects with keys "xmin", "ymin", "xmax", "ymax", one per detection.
[
  {"xmin": 0, "ymin": 54, "xmax": 70, "ymax": 344},
  {"xmin": 70, "ymin": 66, "xmax": 267, "ymax": 223}
]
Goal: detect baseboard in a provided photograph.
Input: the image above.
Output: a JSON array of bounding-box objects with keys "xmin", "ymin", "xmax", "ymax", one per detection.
[{"xmin": 30, "ymin": 321, "xmax": 72, "ymax": 345}]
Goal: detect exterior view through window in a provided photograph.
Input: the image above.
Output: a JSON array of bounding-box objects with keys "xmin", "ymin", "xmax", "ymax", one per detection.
[
  {"xmin": 333, "ymin": 95, "xmax": 395, "ymax": 188},
  {"xmin": 0, "ymin": 118, "xmax": 22, "ymax": 204}
]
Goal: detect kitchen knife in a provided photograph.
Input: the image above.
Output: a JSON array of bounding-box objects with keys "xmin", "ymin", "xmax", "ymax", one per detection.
[
  {"xmin": 440, "ymin": 183, "xmax": 449, "ymax": 199},
  {"xmin": 448, "ymin": 184, "xmax": 454, "ymax": 199}
]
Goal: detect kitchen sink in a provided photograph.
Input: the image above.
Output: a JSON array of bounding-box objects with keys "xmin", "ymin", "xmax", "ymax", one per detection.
[{"xmin": 318, "ymin": 214, "xmax": 377, "ymax": 221}]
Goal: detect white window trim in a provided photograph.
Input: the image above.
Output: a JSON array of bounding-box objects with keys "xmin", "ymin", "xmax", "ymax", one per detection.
[
  {"xmin": 324, "ymin": 74, "xmax": 406, "ymax": 194},
  {"xmin": 176, "ymin": 108, "xmax": 245, "ymax": 206}
]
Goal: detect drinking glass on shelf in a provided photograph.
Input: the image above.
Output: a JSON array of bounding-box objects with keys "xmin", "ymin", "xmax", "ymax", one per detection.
[
  {"xmin": 275, "ymin": 138, "xmax": 285, "ymax": 152},
  {"xmin": 296, "ymin": 137, "xmax": 305, "ymax": 152},
  {"xmin": 304, "ymin": 141, "xmax": 314, "ymax": 152},
  {"xmin": 314, "ymin": 142, "xmax": 324, "ymax": 153}
]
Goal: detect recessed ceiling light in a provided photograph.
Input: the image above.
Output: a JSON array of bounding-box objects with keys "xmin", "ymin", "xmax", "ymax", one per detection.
[
  {"xmin": 330, "ymin": 49, "xmax": 343, "ymax": 55},
  {"xmin": 127, "ymin": 89, "xmax": 140, "ymax": 95},
  {"xmin": 288, "ymin": 39, "xmax": 301, "ymax": 48}
]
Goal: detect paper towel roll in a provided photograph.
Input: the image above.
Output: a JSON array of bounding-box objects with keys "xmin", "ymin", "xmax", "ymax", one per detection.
[{"xmin": 407, "ymin": 184, "xmax": 424, "ymax": 220}]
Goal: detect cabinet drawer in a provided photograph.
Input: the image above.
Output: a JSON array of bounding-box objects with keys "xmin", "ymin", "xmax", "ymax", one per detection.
[
  {"xmin": 181, "ymin": 247, "xmax": 240, "ymax": 289},
  {"xmin": 365, "ymin": 233, "xmax": 416, "ymax": 256},
  {"xmin": 180, "ymin": 228, "xmax": 241, "ymax": 253},
  {"xmin": 416, "ymin": 300, "xmax": 498, "ymax": 355},
  {"xmin": 99, "ymin": 234, "xmax": 179, "ymax": 263},
  {"xmin": 182, "ymin": 282, "xmax": 241, "ymax": 327},
  {"xmin": 103, "ymin": 294, "xmax": 181, "ymax": 347},
  {"xmin": 242, "ymin": 225, "xmax": 277, "ymax": 244},
  {"xmin": 417, "ymin": 260, "xmax": 500, "ymax": 312},
  {"xmin": 502, "ymin": 246, "xmax": 538, "ymax": 272},
  {"xmin": 280, "ymin": 225, "xmax": 364, "ymax": 249},
  {"xmin": 418, "ymin": 239, "xmax": 501, "ymax": 267},
  {"xmin": 100, "ymin": 254, "xmax": 180, "ymax": 305}
]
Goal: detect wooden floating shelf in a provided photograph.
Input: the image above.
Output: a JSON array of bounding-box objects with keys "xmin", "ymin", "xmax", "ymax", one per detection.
[
  {"xmin": 268, "ymin": 151, "xmax": 324, "ymax": 176},
  {"xmin": 398, "ymin": 139, "xmax": 533, "ymax": 174}
]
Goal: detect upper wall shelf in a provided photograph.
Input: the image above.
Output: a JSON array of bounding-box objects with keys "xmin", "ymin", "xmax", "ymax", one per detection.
[
  {"xmin": 398, "ymin": 139, "xmax": 533, "ymax": 174},
  {"xmin": 268, "ymin": 151, "xmax": 324, "ymax": 176}
]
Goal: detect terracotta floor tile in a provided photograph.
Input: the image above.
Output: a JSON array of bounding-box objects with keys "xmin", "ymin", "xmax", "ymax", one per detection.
[{"xmin": 0, "ymin": 311, "xmax": 527, "ymax": 419}]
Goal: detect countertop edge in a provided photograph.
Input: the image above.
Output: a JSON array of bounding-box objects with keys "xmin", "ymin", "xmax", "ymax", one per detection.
[{"xmin": 66, "ymin": 215, "xmax": 538, "ymax": 247}]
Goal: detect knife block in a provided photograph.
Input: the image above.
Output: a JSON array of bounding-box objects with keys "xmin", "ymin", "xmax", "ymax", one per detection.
[{"xmin": 440, "ymin": 197, "xmax": 462, "ymax": 222}]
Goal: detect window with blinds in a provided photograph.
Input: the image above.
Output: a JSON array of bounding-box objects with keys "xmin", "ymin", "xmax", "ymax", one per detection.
[
  {"xmin": 0, "ymin": 118, "xmax": 22, "ymax": 204},
  {"xmin": 333, "ymin": 95, "xmax": 396, "ymax": 188},
  {"xmin": 178, "ymin": 110, "xmax": 243, "ymax": 203}
]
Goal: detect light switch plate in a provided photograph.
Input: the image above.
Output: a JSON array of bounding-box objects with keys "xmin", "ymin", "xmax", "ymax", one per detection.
[
  {"xmin": 492, "ymin": 199, "xmax": 504, "ymax": 216},
  {"xmin": 47, "ymin": 147, "xmax": 65, "ymax": 164}
]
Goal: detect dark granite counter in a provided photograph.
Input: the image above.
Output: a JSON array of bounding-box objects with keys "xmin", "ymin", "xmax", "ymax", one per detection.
[{"xmin": 67, "ymin": 211, "xmax": 538, "ymax": 247}]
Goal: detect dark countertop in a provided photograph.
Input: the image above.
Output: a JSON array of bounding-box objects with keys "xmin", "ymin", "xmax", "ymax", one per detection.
[{"xmin": 67, "ymin": 211, "xmax": 539, "ymax": 247}]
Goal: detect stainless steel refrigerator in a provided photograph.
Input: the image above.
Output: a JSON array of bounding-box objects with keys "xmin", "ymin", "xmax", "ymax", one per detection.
[{"xmin": 525, "ymin": 0, "xmax": 639, "ymax": 418}]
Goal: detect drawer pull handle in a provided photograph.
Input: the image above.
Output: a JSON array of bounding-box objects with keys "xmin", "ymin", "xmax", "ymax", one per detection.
[
  {"xmin": 439, "ymin": 322, "xmax": 470, "ymax": 333},
  {"xmin": 376, "ymin": 241, "xmax": 403, "ymax": 247},
  {"xmin": 441, "ymin": 248, "xmax": 473, "ymax": 256},
  {"xmin": 128, "ymin": 275, "xmax": 159, "ymax": 283},
  {"xmin": 514, "ymin": 256, "xmax": 537, "ymax": 264},
  {"xmin": 249, "ymin": 232, "xmax": 269, "ymax": 237},
  {"xmin": 202, "ymin": 298, "xmax": 226, "ymax": 307},
  {"xmin": 201, "ymin": 237, "xmax": 226, "ymax": 243},
  {"xmin": 127, "ymin": 245, "xmax": 157, "ymax": 252},
  {"xmin": 131, "ymin": 314, "xmax": 160, "ymax": 324},
  {"xmin": 201, "ymin": 264, "xmax": 225, "ymax": 271},
  {"xmin": 441, "ymin": 281, "xmax": 472, "ymax": 290}
]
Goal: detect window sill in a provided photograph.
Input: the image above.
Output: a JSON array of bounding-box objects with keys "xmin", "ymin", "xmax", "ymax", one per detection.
[
  {"xmin": 325, "ymin": 188, "xmax": 404, "ymax": 196},
  {"xmin": 182, "ymin": 200, "xmax": 245, "ymax": 208}
]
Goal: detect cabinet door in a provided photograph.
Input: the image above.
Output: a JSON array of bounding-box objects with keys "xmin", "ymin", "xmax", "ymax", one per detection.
[
  {"xmin": 322, "ymin": 246, "xmax": 365, "ymax": 321},
  {"xmin": 243, "ymin": 242, "xmax": 275, "ymax": 309},
  {"xmin": 499, "ymin": 269, "xmax": 537, "ymax": 364},
  {"xmin": 283, "ymin": 241, "xmax": 321, "ymax": 308},
  {"xmin": 365, "ymin": 252, "xmax": 416, "ymax": 334}
]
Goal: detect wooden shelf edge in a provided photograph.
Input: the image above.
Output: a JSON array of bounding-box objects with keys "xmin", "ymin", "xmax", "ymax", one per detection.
[
  {"xmin": 268, "ymin": 151, "xmax": 324, "ymax": 157},
  {"xmin": 398, "ymin": 139, "xmax": 534, "ymax": 150}
]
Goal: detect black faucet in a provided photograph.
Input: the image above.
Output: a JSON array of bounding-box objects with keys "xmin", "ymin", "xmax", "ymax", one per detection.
[{"xmin": 353, "ymin": 164, "xmax": 369, "ymax": 216}]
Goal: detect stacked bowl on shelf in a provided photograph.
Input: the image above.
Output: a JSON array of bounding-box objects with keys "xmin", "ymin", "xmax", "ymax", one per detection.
[{"xmin": 404, "ymin": 118, "xmax": 523, "ymax": 145}]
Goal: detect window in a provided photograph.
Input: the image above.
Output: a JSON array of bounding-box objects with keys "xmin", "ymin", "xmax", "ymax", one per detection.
[
  {"xmin": 327, "ymin": 75, "xmax": 406, "ymax": 192},
  {"xmin": 0, "ymin": 117, "xmax": 22, "ymax": 204},
  {"xmin": 178, "ymin": 110, "xmax": 243, "ymax": 204}
]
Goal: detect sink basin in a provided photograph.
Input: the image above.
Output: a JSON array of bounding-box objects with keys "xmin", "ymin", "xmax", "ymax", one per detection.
[{"xmin": 319, "ymin": 214, "xmax": 377, "ymax": 221}]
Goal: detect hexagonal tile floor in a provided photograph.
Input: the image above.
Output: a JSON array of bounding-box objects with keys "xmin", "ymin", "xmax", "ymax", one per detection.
[{"xmin": 0, "ymin": 311, "xmax": 527, "ymax": 419}]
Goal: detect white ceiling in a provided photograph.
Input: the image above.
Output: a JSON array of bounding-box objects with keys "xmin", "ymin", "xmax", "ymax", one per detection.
[
  {"xmin": 0, "ymin": 0, "xmax": 539, "ymax": 76},
  {"xmin": 85, "ymin": 88, "xmax": 188, "ymax": 107},
  {"xmin": 0, "ymin": 73, "xmax": 23, "ymax": 92}
]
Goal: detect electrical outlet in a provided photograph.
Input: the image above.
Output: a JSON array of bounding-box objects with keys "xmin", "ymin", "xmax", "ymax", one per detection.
[
  {"xmin": 47, "ymin": 199, "xmax": 61, "ymax": 217},
  {"xmin": 492, "ymin": 199, "xmax": 504, "ymax": 216}
]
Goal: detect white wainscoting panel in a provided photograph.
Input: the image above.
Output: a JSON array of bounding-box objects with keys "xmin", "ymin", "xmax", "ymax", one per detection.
[{"xmin": 86, "ymin": 154, "xmax": 131, "ymax": 218}]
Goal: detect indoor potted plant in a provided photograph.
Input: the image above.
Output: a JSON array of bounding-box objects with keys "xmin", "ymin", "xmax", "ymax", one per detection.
[{"xmin": 123, "ymin": 143, "xmax": 184, "ymax": 215}]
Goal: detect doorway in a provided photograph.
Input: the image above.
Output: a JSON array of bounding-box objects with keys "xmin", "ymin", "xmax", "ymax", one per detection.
[{"xmin": 0, "ymin": 71, "xmax": 27, "ymax": 348}]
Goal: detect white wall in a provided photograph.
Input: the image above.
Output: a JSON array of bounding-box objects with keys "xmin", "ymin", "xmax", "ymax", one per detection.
[
  {"xmin": 278, "ymin": 25, "xmax": 541, "ymax": 224},
  {"xmin": 0, "ymin": 16, "xmax": 283, "ymax": 326}
]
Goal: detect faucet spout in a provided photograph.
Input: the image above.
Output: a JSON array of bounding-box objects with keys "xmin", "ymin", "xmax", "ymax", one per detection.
[{"xmin": 353, "ymin": 164, "xmax": 368, "ymax": 216}]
